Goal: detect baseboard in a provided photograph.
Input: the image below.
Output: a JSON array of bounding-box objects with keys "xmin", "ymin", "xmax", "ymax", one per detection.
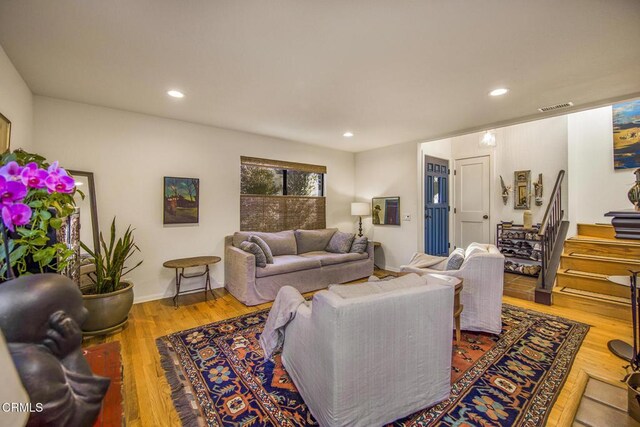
[{"xmin": 133, "ymin": 284, "xmax": 224, "ymax": 304}]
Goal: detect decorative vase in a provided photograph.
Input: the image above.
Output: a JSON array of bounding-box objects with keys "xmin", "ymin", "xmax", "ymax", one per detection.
[{"xmin": 628, "ymin": 169, "xmax": 640, "ymax": 211}]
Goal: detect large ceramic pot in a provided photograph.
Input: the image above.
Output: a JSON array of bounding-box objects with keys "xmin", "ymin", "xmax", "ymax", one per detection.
[{"xmin": 81, "ymin": 280, "xmax": 134, "ymax": 335}]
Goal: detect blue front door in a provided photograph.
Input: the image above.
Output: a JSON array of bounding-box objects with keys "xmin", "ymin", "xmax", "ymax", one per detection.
[{"xmin": 425, "ymin": 155, "xmax": 449, "ymax": 256}]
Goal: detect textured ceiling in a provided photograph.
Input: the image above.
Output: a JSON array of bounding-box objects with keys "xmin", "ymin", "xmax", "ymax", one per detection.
[{"xmin": 0, "ymin": 0, "xmax": 639, "ymax": 152}]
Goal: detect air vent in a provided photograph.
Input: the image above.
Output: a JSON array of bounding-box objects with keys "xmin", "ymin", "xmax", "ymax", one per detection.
[{"xmin": 537, "ymin": 102, "xmax": 574, "ymax": 113}]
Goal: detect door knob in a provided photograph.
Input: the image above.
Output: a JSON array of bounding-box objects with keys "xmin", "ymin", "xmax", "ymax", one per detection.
[{"xmin": 483, "ymin": 215, "xmax": 489, "ymax": 219}]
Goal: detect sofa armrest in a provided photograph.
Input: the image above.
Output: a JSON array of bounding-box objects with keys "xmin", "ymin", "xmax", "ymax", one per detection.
[
  {"xmin": 224, "ymin": 244, "xmax": 256, "ymax": 302},
  {"xmin": 366, "ymin": 241, "xmax": 374, "ymax": 260}
]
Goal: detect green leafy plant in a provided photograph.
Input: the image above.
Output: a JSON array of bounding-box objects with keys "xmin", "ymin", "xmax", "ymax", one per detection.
[
  {"xmin": 0, "ymin": 149, "xmax": 79, "ymax": 279},
  {"xmin": 80, "ymin": 218, "xmax": 143, "ymax": 295}
]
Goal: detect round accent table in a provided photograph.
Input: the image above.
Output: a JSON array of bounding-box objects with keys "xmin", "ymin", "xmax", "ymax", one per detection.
[
  {"xmin": 606, "ymin": 274, "xmax": 638, "ymax": 364},
  {"xmin": 163, "ymin": 256, "xmax": 221, "ymax": 308}
]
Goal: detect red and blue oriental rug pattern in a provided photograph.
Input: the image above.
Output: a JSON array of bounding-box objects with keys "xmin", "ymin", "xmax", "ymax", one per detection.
[{"xmin": 157, "ymin": 304, "xmax": 589, "ymax": 426}]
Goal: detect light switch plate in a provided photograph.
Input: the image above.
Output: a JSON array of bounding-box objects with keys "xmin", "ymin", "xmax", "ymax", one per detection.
[{"xmin": 403, "ymin": 215, "xmax": 411, "ymax": 221}]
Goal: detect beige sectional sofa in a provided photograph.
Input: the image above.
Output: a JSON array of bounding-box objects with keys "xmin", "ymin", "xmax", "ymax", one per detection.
[{"xmin": 224, "ymin": 229, "xmax": 374, "ymax": 306}]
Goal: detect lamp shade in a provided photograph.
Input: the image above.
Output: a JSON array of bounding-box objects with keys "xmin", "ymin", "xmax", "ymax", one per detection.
[{"xmin": 351, "ymin": 202, "xmax": 370, "ymax": 216}]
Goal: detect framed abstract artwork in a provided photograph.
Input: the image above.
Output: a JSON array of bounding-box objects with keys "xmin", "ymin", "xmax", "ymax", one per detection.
[
  {"xmin": 0, "ymin": 112, "xmax": 10, "ymax": 154},
  {"xmin": 371, "ymin": 196, "xmax": 400, "ymax": 225},
  {"xmin": 163, "ymin": 177, "xmax": 199, "ymax": 224},
  {"xmin": 613, "ymin": 99, "xmax": 640, "ymax": 169}
]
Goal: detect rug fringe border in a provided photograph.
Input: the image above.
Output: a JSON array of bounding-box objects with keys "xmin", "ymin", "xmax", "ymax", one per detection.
[{"xmin": 156, "ymin": 337, "xmax": 202, "ymax": 427}]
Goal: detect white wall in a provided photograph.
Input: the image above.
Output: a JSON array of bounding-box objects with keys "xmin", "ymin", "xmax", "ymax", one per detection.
[
  {"xmin": 0, "ymin": 44, "xmax": 33, "ymax": 151},
  {"xmin": 33, "ymin": 96, "xmax": 356, "ymax": 302},
  {"xmin": 354, "ymin": 141, "xmax": 419, "ymax": 271},
  {"xmin": 567, "ymin": 106, "xmax": 635, "ymax": 236}
]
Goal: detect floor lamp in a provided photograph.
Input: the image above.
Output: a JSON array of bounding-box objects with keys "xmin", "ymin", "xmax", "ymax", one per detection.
[{"xmin": 351, "ymin": 202, "xmax": 370, "ymax": 237}]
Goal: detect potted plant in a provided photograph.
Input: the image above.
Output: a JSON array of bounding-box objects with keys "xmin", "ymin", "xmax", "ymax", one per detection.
[
  {"xmin": 80, "ymin": 218, "xmax": 142, "ymax": 335},
  {"xmin": 0, "ymin": 150, "xmax": 78, "ymax": 279}
]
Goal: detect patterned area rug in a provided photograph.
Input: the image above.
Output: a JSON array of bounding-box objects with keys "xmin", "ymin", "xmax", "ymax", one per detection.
[{"xmin": 157, "ymin": 304, "xmax": 589, "ymax": 426}]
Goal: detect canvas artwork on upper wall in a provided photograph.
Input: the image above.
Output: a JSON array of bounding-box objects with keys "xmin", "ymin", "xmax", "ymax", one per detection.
[
  {"xmin": 164, "ymin": 177, "xmax": 199, "ymax": 224},
  {"xmin": 613, "ymin": 99, "xmax": 640, "ymax": 169}
]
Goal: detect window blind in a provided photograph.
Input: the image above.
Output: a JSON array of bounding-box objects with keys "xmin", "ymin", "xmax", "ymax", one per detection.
[{"xmin": 240, "ymin": 156, "xmax": 327, "ymax": 232}]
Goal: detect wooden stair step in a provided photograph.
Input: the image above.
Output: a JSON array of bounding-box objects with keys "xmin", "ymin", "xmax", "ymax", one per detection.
[
  {"xmin": 553, "ymin": 286, "xmax": 631, "ymax": 321},
  {"xmin": 564, "ymin": 237, "xmax": 640, "ymax": 260},
  {"xmin": 561, "ymin": 253, "xmax": 640, "ymax": 276},
  {"xmin": 577, "ymin": 223, "xmax": 616, "ymax": 240},
  {"xmin": 556, "ymin": 269, "xmax": 630, "ymax": 299}
]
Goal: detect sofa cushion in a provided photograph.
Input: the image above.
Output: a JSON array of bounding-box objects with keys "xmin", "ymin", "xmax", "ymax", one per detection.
[
  {"xmin": 350, "ymin": 236, "xmax": 368, "ymax": 253},
  {"xmin": 233, "ymin": 230, "xmax": 297, "ymax": 256},
  {"xmin": 328, "ymin": 273, "xmax": 427, "ymax": 299},
  {"xmin": 300, "ymin": 250, "xmax": 368, "ymax": 266},
  {"xmin": 249, "ymin": 235, "xmax": 274, "ymax": 264},
  {"xmin": 239, "ymin": 241, "xmax": 267, "ymax": 268},
  {"xmin": 295, "ymin": 229, "xmax": 337, "ymax": 254},
  {"xmin": 326, "ymin": 231, "xmax": 355, "ymax": 254},
  {"xmin": 255, "ymin": 255, "xmax": 321, "ymax": 278},
  {"xmin": 445, "ymin": 248, "xmax": 465, "ymax": 270}
]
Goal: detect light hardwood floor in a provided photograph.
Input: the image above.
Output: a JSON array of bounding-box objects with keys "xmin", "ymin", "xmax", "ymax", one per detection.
[{"xmin": 84, "ymin": 283, "xmax": 634, "ymax": 426}]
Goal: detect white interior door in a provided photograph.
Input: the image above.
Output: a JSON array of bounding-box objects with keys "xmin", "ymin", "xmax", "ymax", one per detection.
[{"xmin": 454, "ymin": 156, "xmax": 491, "ymax": 248}]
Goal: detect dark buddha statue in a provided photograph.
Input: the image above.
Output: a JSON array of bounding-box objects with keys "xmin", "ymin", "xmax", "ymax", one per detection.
[{"xmin": 0, "ymin": 274, "xmax": 109, "ymax": 426}]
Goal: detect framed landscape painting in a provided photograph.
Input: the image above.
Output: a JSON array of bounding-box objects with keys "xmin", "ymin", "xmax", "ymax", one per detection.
[
  {"xmin": 164, "ymin": 177, "xmax": 199, "ymax": 224},
  {"xmin": 0, "ymin": 112, "xmax": 10, "ymax": 153},
  {"xmin": 613, "ymin": 99, "xmax": 640, "ymax": 169}
]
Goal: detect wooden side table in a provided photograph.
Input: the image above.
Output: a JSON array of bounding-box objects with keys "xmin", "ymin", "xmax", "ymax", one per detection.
[
  {"xmin": 372, "ymin": 241, "xmax": 382, "ymax": 270},
  {"xmin": 163, "ymin": 256, "xmax": 221, "ymax": 307},
  {"xmin": 426, "ymin": 273, "xmax": 464, "ymax": 342}
]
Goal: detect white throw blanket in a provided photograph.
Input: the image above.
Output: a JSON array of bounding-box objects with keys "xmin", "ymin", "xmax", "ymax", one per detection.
[
  {"xmin": 260, "ymin": 286, "xmax": 307, "ymax": 361},
  {"xmin": 403, "ymin": 252, "xmax": 447, "ymax": 269}
]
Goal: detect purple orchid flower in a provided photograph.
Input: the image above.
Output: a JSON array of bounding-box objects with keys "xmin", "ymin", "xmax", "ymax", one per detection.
[
  {"xmin": 1, "ymin": 203, "xmax": 32, "ymax": 232},
  {"xmin": 47, "ymin": 161, "xmax": 70, "ymax": 177},
  {"xmin": 45, "ymin": 173, "xmax": 75, "ymax": 194},
  {"xmin": 20, "ymin": 162, "xmax": 49, "ymax": 189},
  {"xmin": 0, "ymin": 161, "xmax": 24, "ymax": 182},
  {"xmin": 0, "ymin": 178, "xmax": 28, "ymax": 206}
]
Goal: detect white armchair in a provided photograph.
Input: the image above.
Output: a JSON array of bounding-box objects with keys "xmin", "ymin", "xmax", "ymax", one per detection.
[
  {"xmin": 281, "ymin": 275, "xmax": 454, "ymax": 427},
  {"xmin": 400, "ymin": 243, "xmax": 505, "ymax": 335}
]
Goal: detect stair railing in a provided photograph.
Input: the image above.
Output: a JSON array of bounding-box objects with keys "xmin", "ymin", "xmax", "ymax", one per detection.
[{"xmin": 537, "ymin": 170, "xmax": 566, "ymax": 290}]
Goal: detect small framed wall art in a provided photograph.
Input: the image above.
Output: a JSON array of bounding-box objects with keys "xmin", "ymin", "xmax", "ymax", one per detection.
[
  {"xmin": 163, "ymin": 177, "xmax": 199, "ymax": 224},
  {"xmin": 0, "ymin": 112, "xmax": 11, "ymax": 154}
]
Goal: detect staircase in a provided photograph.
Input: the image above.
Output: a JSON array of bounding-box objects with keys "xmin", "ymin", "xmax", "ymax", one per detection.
[{"xmin": 552, "ymin": 224, "xmax": 640, "ymax": 321}]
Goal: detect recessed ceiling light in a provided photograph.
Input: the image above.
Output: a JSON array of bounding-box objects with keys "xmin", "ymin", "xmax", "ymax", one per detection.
[
  {"xmin": 343, "ymin": 131, "xmax": 354, "ymax": 138},
  {"xmin": 489, "ymin": 88, "xmax": 509, "ymax": 97},
  {"xmin": 167, "ymin": 90, "xmax": 185, "ymax": 98}
]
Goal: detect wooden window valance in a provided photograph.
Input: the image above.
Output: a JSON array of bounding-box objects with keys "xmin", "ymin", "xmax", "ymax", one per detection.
[{"xmin": 240, "ymin": 156, "xmax": 327, "ymax": 174}]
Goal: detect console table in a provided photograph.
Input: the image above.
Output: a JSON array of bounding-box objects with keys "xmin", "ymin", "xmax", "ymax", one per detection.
[{"xmin": 163, "ymin": 256, "xmax": 220, "ymax": 307}]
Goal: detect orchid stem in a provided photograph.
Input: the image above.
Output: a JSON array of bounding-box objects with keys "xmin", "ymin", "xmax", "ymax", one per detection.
[{"xmin": 0, "ymin": 223, "xmax": 14, "ymax": 280}]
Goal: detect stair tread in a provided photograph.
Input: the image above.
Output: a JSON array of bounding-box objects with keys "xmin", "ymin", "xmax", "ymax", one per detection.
[
  {"xmin": 570, "ymin": 235, "xmax": 640, "ymax": 245},
  {"xmin": 558, "ymin": 269, "xmax": 612, "ymax": 280},
  {"xmin": 553, "ymin": 286, "xmax": 631, "ymax": 305},
  {"xmin": 561, "ymin": 253, "xmax": 640, "ymax": 264}
]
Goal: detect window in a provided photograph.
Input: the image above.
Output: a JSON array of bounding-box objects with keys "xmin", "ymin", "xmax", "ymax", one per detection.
[{"xmin": 240, "ymin": 157, "xmax": 326, "ymax": 231}]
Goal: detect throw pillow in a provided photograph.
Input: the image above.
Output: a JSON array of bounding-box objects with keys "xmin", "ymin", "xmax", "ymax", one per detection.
[
  {"xmin": 350, "ymin": 236, "xmax": 368, "ymax": 253},
  {"xmin": 249, "ymin": 235, "xmax": 273, "ymax": 264},
  {"xmin": 326, "ymin": 231, "xmax": 355, "ymax": 254},
  {"xmin": 445, "ymin": 248, "xmax": 465, "ymax": 270},
  {"xmin": 239, "ymin": 241, "xmax": 267, "ymax": 268}
]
